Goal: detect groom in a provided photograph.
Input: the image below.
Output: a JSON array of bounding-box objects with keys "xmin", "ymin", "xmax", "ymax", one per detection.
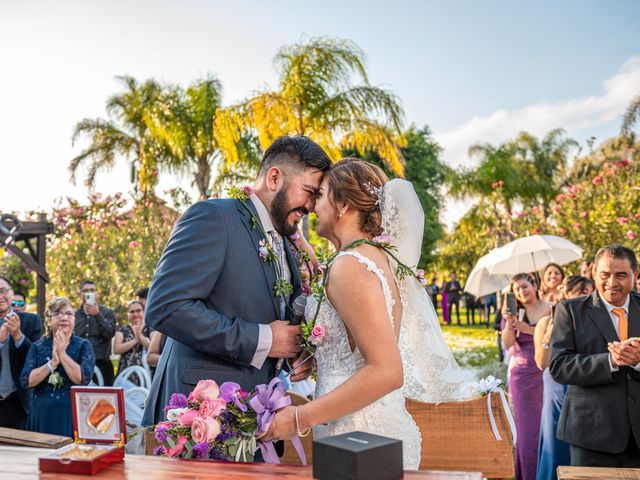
[{"xmin": 142, "ymin": 135, "xmax": 332, "ymax": 426}]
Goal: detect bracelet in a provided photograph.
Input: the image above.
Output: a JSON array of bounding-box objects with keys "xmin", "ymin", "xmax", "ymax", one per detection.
[
  {"xmin": 295, "ymin": 406, "xmax": 311, "ymax": 438},
  {"xmin": 46, "ymin": 360, "xmax": 54, "ymax": 373}
]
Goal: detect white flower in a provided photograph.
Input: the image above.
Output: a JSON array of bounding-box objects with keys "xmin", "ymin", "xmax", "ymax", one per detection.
[
  {"xmin": 468, "ymin": 375, "xmax": 503, "ymax": 397},
  {"xmin": 166, "ymin": 407, "xmax": 189, "ymax": 422}
]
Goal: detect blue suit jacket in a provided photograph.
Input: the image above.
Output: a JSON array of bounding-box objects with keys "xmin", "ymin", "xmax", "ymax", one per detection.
[
  {"xmin": 4, "ymin": 312, "xmax": 43, "ymax": 413},
  {"xmin": 142, "ymin": 199, "xmax": 301, "ymax": 425}
]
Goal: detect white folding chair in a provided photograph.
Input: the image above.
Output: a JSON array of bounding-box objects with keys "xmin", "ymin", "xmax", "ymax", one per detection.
[
  {"xmin": 124, "ymin": 387, "xmax": 149, "ymax": 427},
  {"xmin": 115, "ymin": 365, "xmax": 151, "ymax": 390},
  {"xmin": 90, "ymin": 366, "xmax": 104, "ymax": 386}
]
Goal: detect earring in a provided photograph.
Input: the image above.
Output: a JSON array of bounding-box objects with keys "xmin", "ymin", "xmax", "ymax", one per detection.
[{"xmin": 338, "ymin": 211, "xmax": 344, "ymax": 219}]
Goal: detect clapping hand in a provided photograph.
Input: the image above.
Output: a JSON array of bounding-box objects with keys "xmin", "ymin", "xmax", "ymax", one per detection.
[
  {"xmin": 0, "ymin": 323, "xmax": 8, "ymax": 343},
  {"xmin": 131, "ymin": 322, "xmax": 144, "ymax": 341},
  {"xmin": 54, "ymin": 330, "xmax": 70, "ymax": 357},
  {"xmin": 608, "ymin": 337, "xmax": 640, "ymax": 367},
  {"xmin": 2, "ymin": 312, "xmax": 23, "ymax": 343}
]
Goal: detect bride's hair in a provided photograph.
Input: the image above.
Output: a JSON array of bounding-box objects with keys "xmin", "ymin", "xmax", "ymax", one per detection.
[{"xmin": 324, "ymin": 158, "xmax": 389, "ymax": 236}]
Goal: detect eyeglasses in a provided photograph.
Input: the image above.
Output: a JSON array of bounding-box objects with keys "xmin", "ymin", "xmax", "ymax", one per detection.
[
  {"xmin": 50, "ymin": 312, "xmax": 75, "ymax": 319},
  {"xmin": 12, "ymin": 300, "xmax": 25, "ymax": 308},
  {"xmin": 0, "ymin": 287, "xmax": 13, "ymax": 296}
]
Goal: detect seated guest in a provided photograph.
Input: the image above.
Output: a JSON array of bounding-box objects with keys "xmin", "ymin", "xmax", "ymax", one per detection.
[
  {"xmin": 550, "ymin": 245, "xmax": 640, "ymax": 467},
  {"xmin": 20, "ymin": 297, "xmax": 95, "ymax": 437},
  {"xmin": 0, "ymin": 276, "xmax": 42, "ymax": 429},
  {"xmin": 540, "ymin": 263, "xmax": 565, "ymax": 305},
  {"xmin": 534, "ymin": 275, "xmax": 594, "ymax": 480},
  {"xmin": 11, "ymin": 291, "xmax": 27, "ymax": 313},
  {"xmin": 502, "ymin": 273, "xmax": 548, "ymax": 480},
  {"xmin": 114, "ymin": 300, "xmax": 150, "ymax": 384}
]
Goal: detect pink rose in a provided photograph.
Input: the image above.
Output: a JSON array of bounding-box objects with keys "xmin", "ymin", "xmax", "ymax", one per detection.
[
  {"xmin": 199, "ymin": 398, "xmax": 227, "ymax": 418},
  {"xmin": 191, "ymin": 416, "xmax": 221, "ymax": 443},
  {"xmin": 635, "ymin": 213, "xmax": 640, "ymax": 221},
  {"xmin": 592, "ymin": 175, "xmax": 602, "ymax": 186},
  {"xmin": 627, "ymin": 231, "xmax": 637, "ymax": 240},
  {"xmin": 164, "ymin": 435, "xmax": 188, "ymax": 457},
  {"xmin": 310, "ymin": 324, "xmax": 326, "ymax": 345},
  {"xmin": 129, "ymin": 240, "xmax": 140, "ymax": 248},
  {"xmin": 190, "ymin": 380, "xmax": 220, "ymax": 403},
  {"xmin": 618, "ymin": 217, "xmax": 628, "ymax": 225},
  {"xmin": 555, "ymin": 194, "xmax": 565, "ymax": 202},
  {"xmin": 178, "ymin": 409, "xmax": 199, "ymax": 426}
]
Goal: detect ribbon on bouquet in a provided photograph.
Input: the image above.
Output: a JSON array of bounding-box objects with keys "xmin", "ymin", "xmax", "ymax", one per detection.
[
  {"xmin": 469, "ymin": 376, "xmax": 517, "ymax": 445},
  {"xmin": 249, "ymin": 377, "xmax": 307, "ymax": 465}
]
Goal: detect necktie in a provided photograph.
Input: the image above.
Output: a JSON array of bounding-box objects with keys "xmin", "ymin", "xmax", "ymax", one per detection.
[
  {"xmin": 270, "ymin": 231, "xmax": 287, "ymax": 319},
  {"xmin": 0, "ymin": 319, "xmax": 15, "ymax": 398},
  {"xmin": 612, "ymin": 307, "xmax": 628, "ymax": 341}
]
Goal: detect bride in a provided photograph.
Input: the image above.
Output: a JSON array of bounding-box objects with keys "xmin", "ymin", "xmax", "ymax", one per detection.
[{"xmin": 264, "ymin": 159, "xmax": 468, "ymax": 468}]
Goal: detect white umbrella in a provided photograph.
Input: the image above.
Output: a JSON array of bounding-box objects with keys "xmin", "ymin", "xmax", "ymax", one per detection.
[
  {"xmin": 464, "ymin": 250, "xmax": 511, "ymax": 297},
  {"xmin": 486, "ymin": 235, "xmax": 583, "ymax": 276}
]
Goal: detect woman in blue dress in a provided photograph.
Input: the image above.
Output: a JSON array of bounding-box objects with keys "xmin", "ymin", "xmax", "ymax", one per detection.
[
  {"xmin": 20, "ymin": 297, "xmax": 95, "ymax": 437},
  {"xmin": 533, "ymin": 276, "xmax": 594, "ymax": 480}
]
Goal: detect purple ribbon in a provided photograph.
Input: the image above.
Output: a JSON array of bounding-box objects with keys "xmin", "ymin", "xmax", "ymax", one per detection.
[{"xmin": 249, "ymin": 377, "xmax": 307, "ymax": 465}]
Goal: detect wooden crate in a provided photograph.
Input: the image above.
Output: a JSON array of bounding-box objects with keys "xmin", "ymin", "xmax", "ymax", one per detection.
[{"xmin": 406, "ymin": 395, "xmax": 515, "ymax": 478}]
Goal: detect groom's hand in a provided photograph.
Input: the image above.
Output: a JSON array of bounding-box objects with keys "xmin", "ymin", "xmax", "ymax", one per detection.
[
  {"xmin": 289, "ymin": 351, "xmax": 314, "ymax": 382},
  {"xmin": 268, "ymin": 321, "xmax": 302, "ymax": 359}
]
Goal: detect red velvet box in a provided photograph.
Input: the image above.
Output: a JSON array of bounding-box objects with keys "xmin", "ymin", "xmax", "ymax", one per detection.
[{"xmin": 39, "ymin": 386, "xmax": 126, "ymax": 475}]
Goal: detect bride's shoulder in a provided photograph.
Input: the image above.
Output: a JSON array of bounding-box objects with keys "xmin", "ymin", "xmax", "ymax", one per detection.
[{"xmin": 328, "ymin": 249, "xmax": 384, "ymax": 289}]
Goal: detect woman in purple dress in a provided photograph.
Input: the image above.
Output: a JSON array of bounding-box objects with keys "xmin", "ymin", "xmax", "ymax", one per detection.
[
  {"xmin": 502, "ymin": 273, "xmax": 548, "ymax": 480},
  {"xmin": 440, "ymin": 278, "xmax": 450, "ymax": 324}
]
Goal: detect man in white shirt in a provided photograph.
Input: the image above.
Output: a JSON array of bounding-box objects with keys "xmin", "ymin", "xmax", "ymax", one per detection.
[{"xmin": 550, "ymin": 244, "xmax": 640, "ymax": 467}]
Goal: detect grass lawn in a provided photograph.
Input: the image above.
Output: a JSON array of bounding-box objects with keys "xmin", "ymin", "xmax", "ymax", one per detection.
[{"xmin": 435, "ymin": 307, "xmax": 508, "ymax": 382}]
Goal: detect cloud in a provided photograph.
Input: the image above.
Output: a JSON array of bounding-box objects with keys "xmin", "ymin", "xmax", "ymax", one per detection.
[{"xmin": 434, "ymin": 55, "xmax": 640, "ymax": 169}]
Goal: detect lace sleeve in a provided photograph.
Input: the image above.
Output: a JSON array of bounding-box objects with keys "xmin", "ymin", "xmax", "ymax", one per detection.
[
  {"xmin": 78, "ymin": 338, "xmax": 96, "ymax": 385},
  {"xmin": 19, "ymin": 341, "xmax": 40, "ymax": 389}
]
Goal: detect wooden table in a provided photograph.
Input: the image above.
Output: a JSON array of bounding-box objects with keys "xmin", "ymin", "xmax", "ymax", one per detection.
[
  {"xmin": 5, "ymin": 446, "xmax": 482, "ymax": 480},
  {"xmin": 558, "ymin": 466, "xmax": 640, "ymax": 479}
]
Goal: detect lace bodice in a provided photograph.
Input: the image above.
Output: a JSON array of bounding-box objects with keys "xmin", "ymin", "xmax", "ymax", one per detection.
[{"xmin": 308, "ymin": 250, "xmax": 421, "ymax": 469}]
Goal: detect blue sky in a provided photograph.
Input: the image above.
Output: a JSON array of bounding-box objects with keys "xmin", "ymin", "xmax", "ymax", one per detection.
[{"xmin": 1, "ymin": 0, "xmax": 639, "ymax": 225}]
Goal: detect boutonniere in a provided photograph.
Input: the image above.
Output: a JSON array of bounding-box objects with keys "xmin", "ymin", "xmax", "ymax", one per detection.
[
  {"xmin": 48, "ymin": 371, "xmax": 64, "ymax": 390},
  {"xmin": 227, "ymin": 186, "xmax": 293, "ymax": 310}
]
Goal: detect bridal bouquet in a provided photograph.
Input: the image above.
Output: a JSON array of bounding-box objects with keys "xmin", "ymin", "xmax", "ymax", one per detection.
[{"xmin": 153, "ymin": 378, "xmax": 305, "ymax": 463}]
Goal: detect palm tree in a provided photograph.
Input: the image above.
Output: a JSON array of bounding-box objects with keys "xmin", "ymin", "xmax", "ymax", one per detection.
[
  {"xmin": 70, "ymin": 76, "xmax": 167, "ymax": 198},
  {"xmin": 146, "ymin": 76, "xmax": 224, "ymax": 199},
  {"xmin": 215, "ymin": 37, "xmax": 406, "ymax": 175}
]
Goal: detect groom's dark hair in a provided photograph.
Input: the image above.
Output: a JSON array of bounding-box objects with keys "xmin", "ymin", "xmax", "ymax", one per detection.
[{"xmin": 257, "ymin": 135, "xmax": 332, "ymax": 178}]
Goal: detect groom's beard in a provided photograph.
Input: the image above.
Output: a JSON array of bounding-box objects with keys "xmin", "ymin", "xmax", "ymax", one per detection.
[{"xmin": 271, "ymin": 187, "xmax": 307, "ymax": 236}]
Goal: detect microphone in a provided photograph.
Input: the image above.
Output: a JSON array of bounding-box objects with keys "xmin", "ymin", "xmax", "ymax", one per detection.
[{"xmin": 275, "ymin": 295, "xmax": 307, "ymax": 377}]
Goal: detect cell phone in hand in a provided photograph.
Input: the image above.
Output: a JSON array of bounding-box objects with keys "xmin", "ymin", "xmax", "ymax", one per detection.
[
  {"xmin": 506, "ymin": 293, "xmax": 517, "ymax": 315},
  {"xmin": 84, "ymin": 292, "xmax": 96, "ymax": 306}
]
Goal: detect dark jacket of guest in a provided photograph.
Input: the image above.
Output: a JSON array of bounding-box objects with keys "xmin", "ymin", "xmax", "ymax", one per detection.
[
  {"xmin": 74, "ymin": 305, "xmax": 116, "ymax": 360},
  {"xmin": 2, "ymin": 312, "xmax": 42, "ymax": 414},
  {"xmin": 549, "ymin": 291, "xmax": 640, "ymax": 454}
]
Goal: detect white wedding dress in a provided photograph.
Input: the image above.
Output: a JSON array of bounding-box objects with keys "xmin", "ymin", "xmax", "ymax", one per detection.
[{"xmin": 309, "ymin": 178, "xmax": 470, "ymax": 471}]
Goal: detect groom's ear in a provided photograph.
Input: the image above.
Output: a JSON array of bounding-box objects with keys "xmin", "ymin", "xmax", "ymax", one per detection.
[{"xmin": 265, "ymin": 166, "xmax": 284, "ymax": 192}]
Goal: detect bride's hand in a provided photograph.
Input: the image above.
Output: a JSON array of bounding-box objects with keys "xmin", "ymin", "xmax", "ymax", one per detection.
[
  {"xmin": 289, "ymin": 351, "xmax": 314, "ymax": 382},
  {"xmin": 260, "ymin": 406, "xmax": 298, "ymax": 441}
]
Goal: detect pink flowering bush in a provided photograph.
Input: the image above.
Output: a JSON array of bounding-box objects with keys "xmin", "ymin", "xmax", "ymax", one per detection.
[{"xmin": 47, "ymin": 192, "xmax": 189, "ymax": 317}]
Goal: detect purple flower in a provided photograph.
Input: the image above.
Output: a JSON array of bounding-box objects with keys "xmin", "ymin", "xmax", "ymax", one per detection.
[
  {"xmin": 241, "ymin": 185, "xmax": 254, "ymax": 196},
  {"xmin": 258, "ymin": 240, "xmax": 269, "ymax": 261},
  {"xmin": 152, "ymin": 446, "xmax": 165, "ymax": 456},
  {"xmin": 164, "ymin": 393, "xmax": 188, "ymax": 412},
  {"xmin": 220, "ymin": 382, "xmax": 248, "ymax": 412},
  {"xmin": 192, "ymin": 442, "xmax": 211, "ymax": 459},
  {"xmin": 372, "ymin": 234, "xmax": 393, "ymax": 246},
  {"xmin": 155, "ymin": 425, "xmax": 169, "ymax": 443}
]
